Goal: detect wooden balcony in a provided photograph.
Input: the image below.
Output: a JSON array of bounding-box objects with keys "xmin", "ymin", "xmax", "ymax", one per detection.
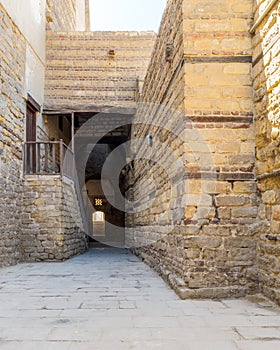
[
  {"xmin": 23, "ymin": 140, "xmax": 74, "ymax": 179},
  {"xmin": 23, "ymin": 140, "xmax": 90, "ymax": 234}
]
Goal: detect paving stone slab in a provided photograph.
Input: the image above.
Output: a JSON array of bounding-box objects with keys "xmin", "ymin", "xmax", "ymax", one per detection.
[{"xmin": 0, "ymin": 248, "xmax": 279, "ymax": 349}]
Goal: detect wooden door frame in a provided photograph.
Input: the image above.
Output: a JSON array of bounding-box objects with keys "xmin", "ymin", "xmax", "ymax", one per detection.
[{"xmin": 25, "ymin": 95, "xmax": 40, "ymax": 173}]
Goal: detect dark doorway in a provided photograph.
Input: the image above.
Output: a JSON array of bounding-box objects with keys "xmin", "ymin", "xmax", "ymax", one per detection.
[
  {"xmin": 26, "ymin": 102, "xmax": 37, "ymax": 173},
  {"xmin": 85, "ymin": 139, "xmax": 128, "ymax": 247},
  {"xmin": 73, "ymin": 112, "xmax": 133, "ymax": 247}
]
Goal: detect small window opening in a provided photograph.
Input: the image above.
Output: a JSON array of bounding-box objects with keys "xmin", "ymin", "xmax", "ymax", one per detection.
[
  {"xmin": 92, "ymin": 211, "xmax": 105, "ymax": 222},
  {"xmin": 94, "ymin": 198, "xmax": 103, "ymax": 206}
]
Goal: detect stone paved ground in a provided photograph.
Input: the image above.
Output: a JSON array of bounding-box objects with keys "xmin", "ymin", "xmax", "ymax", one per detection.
[{"xmin": 0, "ymin": 248, "xmax": 280, "ymax": 350}]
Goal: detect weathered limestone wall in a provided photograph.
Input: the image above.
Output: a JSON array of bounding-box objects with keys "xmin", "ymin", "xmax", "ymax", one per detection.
[
  {"xmin": 76, "ymin": 0, "xmax": 86, "ymax": 31},
  {"xmin": 0, "ymin": 4, "xmax": 26, "ymax": 266},
  {"xmin": 21, "ymin": 176, "xmax": 87, "ymax": 261},
  {"xmin": 1, "ymin": 0, "xmax": 46, "ymax": 105},
  {"xmin": 47, "ymin": 0, "xmax": 77, "ymax": 32},
  {"xmin": 1, "ymin": 0, "xmax": 46, "ymax": 59},
  {"xmin": 182, "ymin": 0, "xmax": 257, "ymax": 297},
  {"xmin": 0, "ymin": 1, "xmax": 87, "ymax": 267},
  {"xmin": 130, "ymin": 0, "xmax": 258, "ymax": 299},
  {"xmin": 129, "ymin": 0, "xmax": 187, "ymax": 292},
  {"xmin": 44, "ymin": 31, "xmax": 156, "ymax": 110},
  {"xmin": 253, "ymin": 0, "xmax": 280, "ymax": 305}
]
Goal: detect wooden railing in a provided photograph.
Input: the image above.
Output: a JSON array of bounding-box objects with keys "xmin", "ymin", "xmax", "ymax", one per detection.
[
  {"xmin": 23, "ymin": 140, "xmax": 89, "ymax": 234},
  {"xmin": 23, "ymin": 140, "xmax": 74, "ymax": 179}
]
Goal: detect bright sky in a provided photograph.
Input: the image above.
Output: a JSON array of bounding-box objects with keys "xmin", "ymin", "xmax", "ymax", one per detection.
[{"xmin": 90, "ymin": 0, "xmax": 166, "ymax": 32}]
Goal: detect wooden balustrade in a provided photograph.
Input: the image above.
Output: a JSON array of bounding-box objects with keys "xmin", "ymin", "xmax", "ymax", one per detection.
[
  {"xmin": 23, "ymin": 140, "xmax": 89, "ymax": 234},
  {"xmin": 23, "ymin": 140, "xmax": 74, "ymax": 179}
]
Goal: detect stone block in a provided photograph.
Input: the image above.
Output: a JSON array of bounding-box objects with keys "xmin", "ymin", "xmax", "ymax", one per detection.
[
  {"xmin": 262, "ymin": 190, "xmax": 277, "ymax": 205},
  {"xmin": 184, "ymin": 194, "xmax": 213, "ymax": 206},
  {"xmin": 218, "ymin": 207, "xmax": 231, "ymax": 220},
  {"xmin": 224, "ymin": 237, "xmax": 256, "ymax": 249},
  {"xmin": 185, "ymin": 206, "xmax": 196, "ymax": 220},
  {"xmin": 215, "ymin": 195, "xmax": 250, "ymax": 207},
  {"xmin": 231, "ymin": 207, "xmax": 258, "ymax": 218},
  {"xmin": 234, "ymin": 182, "xmax": 257, "ymax": 194}
]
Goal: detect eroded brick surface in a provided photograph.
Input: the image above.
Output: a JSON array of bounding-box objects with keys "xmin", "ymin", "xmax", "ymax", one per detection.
[
  {"xmin": 129, "ymin": 0, "xmax": 259, "ymax": 300},
  {"xmin": 21, "ymin": 176, "xmax": 87, "ymax": 262},
  {"xmin": 253, "ymin": 0, "xmax": 280, "ymax": 305},
  {"xmin": 0, "ymin": 4, "xmax": 26, "ymax": 266}
]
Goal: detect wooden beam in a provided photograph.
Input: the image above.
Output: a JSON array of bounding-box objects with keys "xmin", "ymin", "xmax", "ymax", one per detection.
[{"xmin": 43, "ymin": 104, "xmax": 136, "ymax": 115}]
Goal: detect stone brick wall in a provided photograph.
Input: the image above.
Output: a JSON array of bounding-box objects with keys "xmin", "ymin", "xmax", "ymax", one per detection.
[
  {"xmin": 129, "ymin": 0, "xmax": 187, "ymax": 293},
  {"xmin": 44, "ymin": 31, "xmax": 156, "ymax": 110},
  {"xmin": 0, "ymin": 4, "xmax": 26, "ymax": 267},
  {"xmin": 182, "ymin": 0, "xmax": 257, "ymax": 297},
  {"xmin": 47, "ymin": 0, "xmax": 77, "ymax": 32},
  {"xmin": 130, "ymin": 0, "xmax": 259, "ymax": 299},
  {"xmin": 21, "ymin": 176, "xmax": 87, "ymax": 262},
  {"xmin": 0, "ymin": 3, "xmax": 87, "ymax": 267},
  {"xmin": 253, "ymin": 0, "xmax": 280, "ymax": 305},
  {"xmin": 2, "ymin": 0, "xmax": 280, "ymax": 307}
]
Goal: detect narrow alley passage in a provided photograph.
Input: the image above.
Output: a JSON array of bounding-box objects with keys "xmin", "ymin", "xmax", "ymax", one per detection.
[{"xmin": 0, "ymin": 248, "xmax": 279, "ymax": 350}]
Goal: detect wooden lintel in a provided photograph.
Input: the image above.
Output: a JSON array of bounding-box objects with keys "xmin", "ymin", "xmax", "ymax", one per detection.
[{"xmin": 43, "ymin": 104, "xmax": 136, "ymax": 116}]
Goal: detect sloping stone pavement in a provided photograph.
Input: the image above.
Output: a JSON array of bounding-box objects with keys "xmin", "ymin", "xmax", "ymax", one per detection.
[{"xmin": 0, "ymin": 248, "xmax": 279, "ymax": 349}]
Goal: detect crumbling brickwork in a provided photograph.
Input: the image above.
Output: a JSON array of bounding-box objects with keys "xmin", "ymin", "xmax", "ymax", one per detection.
[
  {"xmin": 45, "ymin": 31, "xmax": 156, "ymax": 110},
  {"xmin": 22, "ymin": 176, "xmax": 87, "ymax": 262},
  {"xmin": 0, "ymin": 4, "xmax": 26, "ymax": 266},
  {"xmin": 253, "ymin": 0, "xmax": 280, "ymax": 305}
]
